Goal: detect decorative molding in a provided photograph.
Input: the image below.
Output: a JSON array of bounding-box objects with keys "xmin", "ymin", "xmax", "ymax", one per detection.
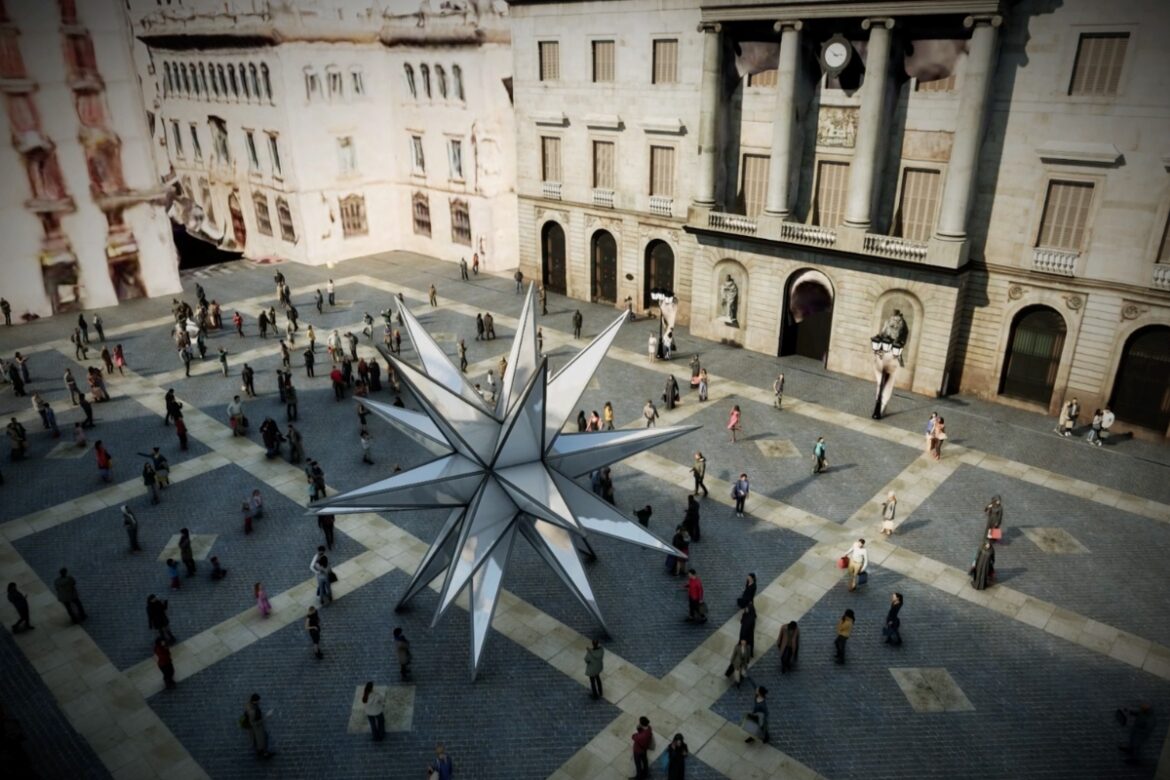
[
  {"xmin": 1062, "ymin": 294, "xmax": 1084, "ymax": 312},
  {"xmin": 639, "ymin": 118, "xmax": 686, "ymax": 135},
  {"xmin": 1007, "ymin": 283, "xmax": 1026, "ymax": 301},
  {"xmin": 861, "ymin": 17, "xmax": 895, "ymax": 30},
  {"xmin": 697, "ymin": 21, "xmax": 722, "ymax": 34},
  {"xmin": 1036, "ymin": 142, "xmax": 1123, "ymax": 166},
  {"xmin": 582, "ymin": 114, "xmax": 622, "ymax": 130},
  {"xmin": 584, "ymin": 213, "xmax": 622, "ymax": 233},
  {"xmin": 1121, "ymin": 302, "xmax": 1148, "ymax": 321},
  {"xmin": 773, "ymin": 20, "xmax": 803, "ymax": 32},
  {"xmin": 816, "ymin": 106, "xmax": 858, "ymax": 148},
  {"xmin": 532, "ymin": 111, "xmax": 568, "ymax": 127},
  {"xmin": 534, "ymin": 206, "xmax": 569, "ymax": 225},
  {"xmin": 964, "ymin": 14, "xmax": 1003, "ymax": 28}
]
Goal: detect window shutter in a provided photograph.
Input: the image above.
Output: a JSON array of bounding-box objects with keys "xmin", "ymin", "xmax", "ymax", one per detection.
[
  {"xmin": 814, "ymin": 160, "xmax": 849, "ymax": 228},
  {"xmin": 653, "ymin": 40, "xmax": 678, "ymax": 84},
  {"xmin": 541, "ymin": 137, "xmax": 562, "ymax": 182},
  {"xmin": 740, "ymin": 154, "xmax": 770, "ymax": 217},
  {"xmin": 593, "ymin": 141, "xmax": 615, "ymax": 189},
  {"xmin": 1069, "ymin": 33, "xmax": 1128, "ymax": 96},
  {"xmin": 896, "ymin": 168, "xmax": 942, "ymax": 242},
  {"xmin": 593, "ymin": 41, "xmax": 615, "ymax": 83},
  {"xmin": 1038, "ymin": 180, "xmax": 1093, "ymax": 250},
  {"xmin": 649, "ymin": 146, "xmax": 675, "ymax": 197}
]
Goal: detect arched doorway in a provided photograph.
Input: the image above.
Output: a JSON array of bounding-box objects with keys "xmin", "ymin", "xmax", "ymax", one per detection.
[
  {"xmin": 999, "ymin": 305, "xmax": 1066, "ymax": 406},
  {"xmin": 643, "ymin": 240, "xmax": 674, "ymax": 308},
  {"xmin": 1110, "ymin": 325, "xmax": 1170, "ymax": 431},
  {"xmin": 541, "ymin": 221, "xmax": 566, "ymax": 295},
  {"xmin": 590, "ymin": 230, "xmax": 617, "ymax": 304},
  {"xmin": 779, "ymin": 270, "xmax": 834, "ymax": 362},
  {"xmin": 228, "ymin": 190, "xmax": 246, "ymax": 248}
]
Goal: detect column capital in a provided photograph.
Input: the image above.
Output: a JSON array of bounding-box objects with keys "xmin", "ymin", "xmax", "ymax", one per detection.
[
  {"xmin": 861, "ymin": 17, "xmax": 895, "ymax": 31},
  {"xmin": 773, "ymin": 19, "xmax": 803, "ymax": 33},
  {"xmin": 964, "ymin": 14, "xmax": 1003, "ymax": 29},
  {"xmin": 697, "ymin": 21, "xmax": 722, "ymax": 34}
]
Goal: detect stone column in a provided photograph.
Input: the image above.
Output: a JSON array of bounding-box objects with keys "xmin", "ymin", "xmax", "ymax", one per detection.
[
  {"xmin": 693, "ymin": 22, "xmax": 722, "ymax": 208},
  {"xmin": 935, "ymin": 15, "xmax": 1002, "ymax": 239},
  {"xmin": 843, "ymin": 17, "xmax": 894, "ymax": 229},
  {"xmin": 763, "ymin": 20, "xmax": 802, "ymax": 217}
]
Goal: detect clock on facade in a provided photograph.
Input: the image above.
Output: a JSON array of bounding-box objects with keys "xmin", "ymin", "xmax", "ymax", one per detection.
[{"xmin": 820, "ymin": 34, "xmax": 852, "ymax": 78}]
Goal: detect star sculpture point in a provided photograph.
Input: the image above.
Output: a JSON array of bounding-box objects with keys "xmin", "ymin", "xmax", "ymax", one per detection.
[{"xmin": 313, "ymin": 284, "xmax": 696, "ymax": 679}]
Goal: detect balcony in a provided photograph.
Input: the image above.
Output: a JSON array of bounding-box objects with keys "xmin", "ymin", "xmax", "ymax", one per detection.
[
  {"xmin": 649, "ymin": 195, "xmax": 673, "ymax": 217},
  {"xmin": 541, "ymin": 181, "xmax": 562, "ymax": 201},
  {"xmin": 1153, "ymin": 264, "xmax": 1170, "ymax": 291},
  {"xmin": 708, "ymin": 211, "xmax": 757, "ymax": 235},
  {"xmin": 591, "ymin": 188, "xmax": 614, "ymax": 209},
  {"xmin": 863, "ymin": 233, "xmax": 929, "ymax": 263},
  {"xmin": 778, "ymin": 221, "xmax": 837, "ymax": 248},
  {"xmin": 1032, "ymin": 247, "xmax": 1079, "ymax": 277}
]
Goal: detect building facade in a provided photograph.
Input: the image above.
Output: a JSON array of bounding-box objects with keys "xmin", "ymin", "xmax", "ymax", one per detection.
[
  {"xmin": 126, "ymin": 0, "xmax": 517, "ymax": 273},
  {"xmin": 0, "ymin": 0, "xmax": 180, "ymax": 318},
  {"xmin": 511, "ymin": 0, "xmax": 1170, "ymax": 437}
]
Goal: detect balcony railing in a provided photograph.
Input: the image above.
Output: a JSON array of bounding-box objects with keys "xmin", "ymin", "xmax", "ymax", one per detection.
[
  {"xmin": 541, "ymin": 180, "xmax": 562, "ymax": 201},
  {"xmin": 778, "ymin": 221, "xmax": 837, "ymax": 248},
  {"xmin": 1032, "ymin": 247, "xmax": 1079, "ymax": 277},
  {"xmin": 863, "ymin": 233, "xmax": 929, "ymax": 262},
  {"xmin": 1153, "ymin": 264, "xmax": 1170, "ymax": 291},
  {"xmin": 648, "ymin": 195, "xmax": 673, "ymax": 217},
  {"xmin": 707, "ymin": 211, "xmax": 757, "ymax": 234},
  {"xmin": 592, "ymin": 188, "xmax": 615, "ymax": 208}
]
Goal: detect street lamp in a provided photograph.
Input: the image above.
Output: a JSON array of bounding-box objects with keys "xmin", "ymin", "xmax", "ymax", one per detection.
[{"xmin": 871, "ymin": 334, "xmax": 905, "ymax": 419}]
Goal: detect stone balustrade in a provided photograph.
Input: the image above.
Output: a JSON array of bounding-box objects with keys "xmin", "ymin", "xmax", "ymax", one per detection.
[
  {"xmin": 541, "ymin": 181, "xmax": 562, "ymax": 201},
  {"xmin": 1032, "ymin": 247, "xmax": 1079, "ymax": 276},
  {"xmin": 863, "ymin": 233, "xmax": 929, "ymax": 262},
  {"xmin": 707, "ymin": 211, "xmax": 757, "ymax": 234}
]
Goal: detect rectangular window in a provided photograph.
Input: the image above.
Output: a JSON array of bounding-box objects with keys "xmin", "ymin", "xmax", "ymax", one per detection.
[
  {"xmin": 351, "ymin": 68, "xmax": 365, "ymax": 96},
  {"xmin": 410, "ymin": 135, "xmax": 426, "ymax": 174},
  {"xmin": 592, "ymin": 40, "xmax": 615, "ymax": 83},
  {"xmin": 747, "ymin": 69, "xmax": 777, "ymax": 87},
  {"xmin": 739, "ymin": 153, "xmax": 770, "ymax": 218},
  {"xmin": 450, "ymin": 199, "xmax": 472, "ymax": 246},
  {"xmin": 649, "ymin": 145, "xmax": 675, "ymax": 197},
  {"xmin": 1069, "ymin": 33, "xmax": 1128, "ymax": 96},
  {"xmin": 592, "ymin": 140, "xmax": 615, "ymax": 189},
  {"xmin": 540, "ymin": 136, "xmax": 562, "ymax": 182},
  {"xmin": 539, "ymin": 41, "xmax": 560, "ymax": 81},
  {"xmin": 189, "ymin": 123, "xmax": 202, "ymax": 161},
  {"xmin": 916, "ymin": 73, "xmax": 956, "ymax": 92},
  {"xmin": 304, "ymin": 69, "xmax": 321, "ymax": 101},
  {"xmin": 448, "ymin": 138, "xmax": 463, "ymax": 180},
  {"xmin": 412, "ymin": 191, "xmax": 431, "ymax": 237},
  {"xmin": 170, "ymin": 120, "xmax": 184, "ymax": 158},
  {"xmin": 1037, "ymin": 180, "xmax": 1094, "ymax": 251},
  {"xmin": 338, "ymin": 136, "xmax": 356, "ymax": 176},
  {"xmin": 895, "ymin": 168, "xmax": 942, "ymax": 241},
  {"xmin": 253, "ymin": 192, "xmax": 272, "ymax": 236},
  {"xmin": 328, "ymin": 69, "xmax": 344, "ymax": 99},
  {"xmin": 814, "ymin": 160, "xmax": 849, "ymax": 228},
  {"xmin": 266, "ymin": 132, "xmax": 282, "ymax": 176},
  {"xmin": 244, "ymin": 130, "xmax": 259, "ymax": 171},
  {"xmin": 652, "ymin": 39, "xmax": 679, "ymax": 84},
  {"xmin": 340, "ymin": 195, "xmax": 368, "ymax": 237}
]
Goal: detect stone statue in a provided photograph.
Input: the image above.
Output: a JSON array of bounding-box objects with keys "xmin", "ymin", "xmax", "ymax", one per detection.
[
  {"xmin": 879, "ymin": 309, "xmax": 908, "ymax": 346},
  {"xmin": 719, "ymin": 274, "xmax": 739, "ymax": 327}
]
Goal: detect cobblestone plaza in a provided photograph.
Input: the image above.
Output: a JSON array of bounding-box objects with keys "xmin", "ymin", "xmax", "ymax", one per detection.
[{"xmin": 2, "ymin": 254, "xmax": 1169, "ymax": 779}]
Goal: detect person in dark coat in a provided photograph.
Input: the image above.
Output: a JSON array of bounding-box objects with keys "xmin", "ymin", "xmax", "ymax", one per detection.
[
  {"xmin": 633, "ymin": 505, "xmax": 652, "ymax": 528},
  {"xmin": 683, "ymin": 494, "xmax": 701, "ymax": 541},
  {"xmin": 7, "ymin": 583, "xmax": 32, "ymax": 632},
  {"xmin": 584, "ymin": 639, "xmax": 605, "ymax": 700},
  {"xmin": 147, "ymin": 594, "xmax": 176, "ymax": 643},
  {"xmin": 971, "ymin": 542, "xmax": 995, "ymax": 590},
  {"xmin": 736, "ymin": 573, "xmax": 756, "ymax": 609},
  {"xmin": 777, "ymin": 621, "xmax": 799, "ymax": 673},
  {"xmin": 154, "ymin": 637, "xmax": 176, "ymax": 689},
  {"xmin": 663, "ymin": 375, "xmax": 680, "ymax": 410},
  {"xmin": 883, "ymin": 592, "xmax": 904, "ymax": 646},
  {"xmin": 984, "ymin": 495, "xmax": 1004, "ymax": 541},
  {"xmin": 666, "ymin": 733, "xmax": 689, "ymax": 780},
  {"xmin": 739, "ymin": 602, "xmax": 757, "ymax": 658},
  {"xmin": 54, "ymin": 568, "xmax": 86, "ymax": 623}
]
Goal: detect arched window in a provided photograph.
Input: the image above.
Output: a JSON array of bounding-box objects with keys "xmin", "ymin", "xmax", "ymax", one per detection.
[
  {"xmin": 163, "ymin": 62, "xmax": 172, "ymax": 95},
  {"xmin": 435, "ymin": 64, "xmax": 447, "ymax": 98},
  {"xmin": 999, "ymin": 306, "xmax": 1067, "ymax": 406},
  {"xmin": 412, "ymin": 191, "xmax": 431, "ymax": 236},
  {"xmin": 227, "ymin": 64, "xmax": 239, "ymax": 97},
  {"xmin": 209, "ymin": 63, "xmax": 220, "ymax": 98},
  {"xmin": 452, "ymin": 64, "xmax": 464, "ymax": 101},
  {"xmin": 198, "ymin": 63, "xmax": 208, "ymax": 96},
  {"xmin": 260, "ymin": 63, "xmax": 272, "ymax": 100},
  {"xmin": 180, "ymin": 64, "xmax": 191, "ymax": 94},
  {"xmin": 420, "ymin": 63, "xmax": 431, "ymax": 98},
  {"xmin": 403, "ymin": 63, "xmax": 417, "ymax": 98},
  {"xmin": 276, "ymin": 196, "xmax": 295, "ymax": 242},
  {"xmin": 449, "ymin": 198, "xmax": 470, "ymax": 245},
  {"xmin": 239, "ymin": 63, "xmax": 250, "ymax": 99},
  {"xmin": 340, "ymin": 194, "xmax": 368, "ymax": 237},
  {"xmin": 253, "ymin": 191, "xmax": 272, "ymax": 236},
  {"xmin": 248, "ymin": 63, "xmax": 259, "ymax": 100},
  {"xmin": 216, "ymin": 64, "xmax": 227, "ymax": 96},
  {"xmin": 192, "ymin": 67, "xmax": 201, "ymax": 97}
]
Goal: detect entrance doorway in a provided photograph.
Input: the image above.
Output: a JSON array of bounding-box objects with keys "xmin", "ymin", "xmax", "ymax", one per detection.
[
  {"xmin": 999, "ymin": 305, "xmax": 1066, "ymax": 406},
  {"xmin": 779, "ymin": 271, "xmax": 834, "ymax": 362},
  {"xmin": 541, "ymin": 221, "xmax": 566, "ymax": 295},
  {"xmin": 643, "ymin": 240, "xmax": 674, "ymax": 308},
  {"xmin": 591, "ymin": 230, "xmax": 618, "ymax": 304},
  {"xmin": 228, "ymin": 190, "xmax": 246, "ymax": 248},
  {"xmin": 1110, "ymin": 325, "xmax": 1170, "ymax": 431}
]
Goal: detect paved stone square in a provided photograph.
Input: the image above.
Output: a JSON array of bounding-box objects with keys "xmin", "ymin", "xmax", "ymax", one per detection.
[{"xmin": 1, "ymin": 252, "xmax": 1168, "ymax": 779}]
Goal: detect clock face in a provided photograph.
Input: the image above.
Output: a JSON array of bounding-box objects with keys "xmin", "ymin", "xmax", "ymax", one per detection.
[{"xmin": 824, "ymin": 41, "xmax": 849, "ymax": 69}]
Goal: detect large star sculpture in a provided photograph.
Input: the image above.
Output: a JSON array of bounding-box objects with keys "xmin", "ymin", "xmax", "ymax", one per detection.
[{"xmin": 312, "ymin": 285, "xmax": 696, "ymax": 679}]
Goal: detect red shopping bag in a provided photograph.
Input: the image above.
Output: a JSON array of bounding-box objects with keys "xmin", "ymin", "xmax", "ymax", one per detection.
[{"xmin": 837, "ymin": 556, "xmax": 849, "ymax": 569}]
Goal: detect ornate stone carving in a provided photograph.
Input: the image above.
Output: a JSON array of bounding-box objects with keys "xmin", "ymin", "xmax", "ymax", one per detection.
[
  {"xmin": 534, "ymin": 206, "xmax": 568, "ymax": 225},
  {"xmin": 1121, "ymin": 302, "xmax": 1147, "ymax": 321},
  {"xmin": 1062, "ymin": 294, "xmax": 1084, "ymax": 311},
  {"xmin": 1007, "ymin": 284, "xmax": 1025, "ymax": 301},
  {"xmin": 816, "ymin": 106, "xmax": 858, "ymax": 148},
  {"xmin": 585, "ymin": 213, "xmax": 621, "ymax": 233}
]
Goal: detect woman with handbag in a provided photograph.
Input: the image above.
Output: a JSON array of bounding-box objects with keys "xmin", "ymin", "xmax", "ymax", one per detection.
[
  {"xmin": 984, "ymin": 495, "xmax": 1003, "ymax": 541},
  {"xmin": 841, "ymin": 539, "xmax": 868, "ymax": 592},
  {"xmin": 742, "ymin": 686, "xmax": 769, "ymax": 743}
]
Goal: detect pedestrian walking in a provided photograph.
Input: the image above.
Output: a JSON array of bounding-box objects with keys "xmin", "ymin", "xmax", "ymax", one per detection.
[
  {"xmin": 154, "ymin": 637, "xmax": 177, "ymax": 689},
  {"xmin": 841, "ymin": 538, "xmax": 868, "ymax": 592},
  {"xmin": 306, "ymin": 606, "xmax": 323, "ymax": 659},
  {"xmin": 684, "ymin": 569, "xmax": 706, "ymax": 623},
  {"xmin": 242, "ymin": 363, "xmax": 256, "ymax": 397},
  {"xmin": 243, "ymin": 693, "xmax": 274, "ymax": 759},
  {"xmin": 772, "ymin": 373, "xmax": 785, "ymax": 409},
  {"xmin": 361, "ymin": 682, "xmax": 386, "ymax": 741},
  {"xmin": 883, "ymin": 592, "xmax": 904, "ymax": 646},
  {"xmin": 881, "ymin": 492, "xmax": 897, "ymax": 536},
  {"xmin": 643, "ymin": 399, "xmax": 659, "ymax": 428},
  {"xmin": 472, "ymin": 252, "xmax": 480, "ymax": 274},
  {"xmin": 727, "ymin": 405, "xmax": 742, "ymax": 443},
  {"xmin": 812, "ymin": 436, "xmax": 827, "ymax": 474},
  {"xmin": 698, "ymin": 368, "xmax": 709, "ymax": 402},
  {"xmin": 258, "ymin": 310, "xmax": 268, "ymax": 339},
  {"xmin": 314, "ymin": 555, "xmax": 333, "ymax": 606},
  {"xmin": 100, "ymin": 345, "xmax": 114, "ymax": 374},
  {"xmin": 428, "ymin": 284, "xmax": 438, "ymax": 307},
  {"xmin": 929, "ymin": 416, "xmax": 946, "ymax": 460},
  {"xmin": 317, "ymin": 513, "xmax": 335, "ymax": 550},
  {"xmin": 7, "ymin": 582, "xmax": 33, "ymax": 633},
  {"xmin": 166, "ymin": 558, "xmax": 181, "ymax": 590},
  {"xmin": 742, "ymin": 687, "xmax": 769, "ymax": 744},
  {"xmin": 0, "ymin": 297, "xmax": 9, "ymax": 326},
  {"xmin": 984, "ymin": 495, "xmax": 1004, "ymax": 541},
  {"xmin": 147, "ymin": 594, "xmax": 177, "ymax": 643},
  {"xmin": 360, "ymin": 430, "xmax": 373, "ymax": 464},
  {"xmin": 428, "ymin": 743, "xmax": 454, "ymax": 780},
  {"xmin": 485, "ymin": 370, "xmax": 496, "ymax": 402},
  {"xmin": 1101, "ymin": 406, "xmax": 1115, "ymax": 444},
  {"xmin": 834, "ymin": 610, "xmax": 855, "ymax": 664},
  {"xmin": 647, "ymin": 333, "xmax": 657, "ymax": 363},
  {"xmin": 732, "ymin": 473, "xmax": 750, "ymax": 517},
  {"xmin": 777, "ymin": 620, "xmax": 800, "ymax": 674},
  {"xmin": 255, "ymin": 582, "xmax": 272, "ymax": 617},
  {"xmin": 603, "ymin": 401, "xmax": 614, "ymax": 430},
  {"xmin": 1119, "ymin": 703, "xmax": 1155, "ymax": 766},
  {"xmin": 692, "ymin": 452, "xmax": 708, "ymax": 498},
  {"xmin": 584, "ymin": 639, "xmax": 605, "ymax": 700},
  {"xmin": 631, "ymin": 717, "xmax": 653, "ymax": 780},
  {"xmin": 65, "ymin": 368, "xmax": 81, "ymax": 405},
  {"xmin": 92, "ymin": 313, "xmax": 105, "ymax": 342},
  {"xmin": 513, "ymin": 269, "xmax": 523, "ymax": 293},
  {"xmin": 459, "ymin": 257, "xmax": 469, "ymax": 281},
  {"xmin": 95, "ymin": 440, "xmax": 113, "ymax": 482},
  {"xmin": 122, "ymin": 505, "xmax": 142, "ymax": 552},
  {"xmin": 394, "ymin": 627, "xmax": 412, "ymax": 680},
  {"xmin": 1057, "ymin": 397, "xmax": 1080, "ymax": 437},
  {"xmin": 663, "ymin": 375, "xmax": 680, "ymax": 410},
  {"xmin": 458, "ymin": 339, "xmax": 468, "ymax": 373},
  {"xmin": 970, "ymin": 540, "xmax": 995, "ymax": 590},
  {"xmin": 1085, "ymin": 409, "xmax": 1104, "ymax": 445},
  {"xmin": 142, "ymin": 461, "xmax": 159, "ymax": 504},
  {"xmin": 539, "ymin": 284, "xmax": 548, "ymax": 315},
  {"xmin": 285, "ymin": 385, "xmax": 298, "ymax": 422},
  {"xmin": 286, "ymin": 423, "xmax": 304, "ymax": 464},
  {"xmin": 7, "ymin": 417, "xmax": 28, "ymax": 460},
  {"xmin": 726, "ymin": 638, "xmax": 750, "ymax": 688},
  {"xmin": 475, "ymin": 313, "xmax": 484, "ymax": 341},
  {"xmin": 228, "ymin": 395, "xmax": 245, "ymax": 436},
  {"xmin": 683, "ymin": 494, "xmax": 701, "ymax": 542},
  {"xmin": 576, "ymin": 410, "xmax": 587, "ymax": 432},
  {"xmin": 178, "ymin": 528, "xmax": 197, "ymax": 577},
  {"xmin": 498, "ymin": 355, "xmax": 508, "ymax": 382},
  {"xmin": 572, "ymin": 309, "xmax": 583, "ymax": 339},
  {"xmin": 71, "ymin": 328, "xmax": 88, "ymax": 360},
  {"xmin": 54, "ymin": 568, "xmax": 87, "ymax": 623},
  {"xmin": 233, "ymin": 311, "xmax": 244, "ymax": 336},
  {"xmin": 924, "ymin": 412, "xmax": 938, "ymax": 455},
  {"xmin": 537, "ymin": 327, "xmax": 544, "ymax": 357},
  {"xmin": 666, "ymin": 733, "xmax": 689, "ymax": 780},
  {"xmin": 634, "ymin": 505, "xmax": 652, "ymax": 528},
  {"xmin": 736, "ymin": 573, "xmax": 757, "ymax": 609},
  {"xmin": 484, "ymin": 313, "xmax": 495, "ymax": 340},
  {"xmin": 174, "ymin": 415, "xmax": 188, "ymax": 451}
]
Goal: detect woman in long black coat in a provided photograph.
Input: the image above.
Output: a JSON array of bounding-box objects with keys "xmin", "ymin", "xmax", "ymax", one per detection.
[
  {"xmin": 739, "ymin": 602, "xmax": 757, "ymax": 658},
  {"xmin": 683, "ymin": 495, "xmax": 701, "ymax": 542},
  {"xmin": 971, "ymin": 542, "xmax": 995, "ymax": 590}
]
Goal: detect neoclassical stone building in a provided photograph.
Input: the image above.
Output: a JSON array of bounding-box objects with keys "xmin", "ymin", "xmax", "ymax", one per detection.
[{"xmin": 511, "ymin": 0, "xmax": 1170, "ymax": 437}]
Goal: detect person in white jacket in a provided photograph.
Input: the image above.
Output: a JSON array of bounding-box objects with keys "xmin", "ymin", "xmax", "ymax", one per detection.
[{"xmin": 843, "ymin": 539, "xmax": 868, "ymax": 592}]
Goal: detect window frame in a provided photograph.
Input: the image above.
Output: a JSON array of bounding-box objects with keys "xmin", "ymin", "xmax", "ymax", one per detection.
[
  {"xmin": 538, "ymin": 40, "xmax": 560, "ymax": 82},
  {"xmin": 337, "ymin": 135, "xmax": 357, "ymax": 177},
  {"xmin": 276, "ymin": 196, "xmax": 296, "ymax": 242},
  {"xmin": 403, "ymin": 63, "xmax": 417, "ymax": 99},
  {"xmin": 340, "ymin": 194, "xmax": 368, "ymax": 238},
  {"xmin": 540, "ymin": 135, "xmax": 563, "ymax": 183},
  {"xmin": 648, "ymin": 143, "xmax": 677, "ymax": 198},
  {"xmin": 1032, "ymin": 176, "xmax": 1098, "ymax": 253},
  {"xmin": 737, "ymin": 151, "xmax": 771, "ymax": 218},
  {"xmin": 651, "ymin": 38, "xmax": 680, "ymax": 85},
  {"xmin": 410, "ymin": 134, "xmax": 426, "ymax": 175},
  {"xmin": 592, "ymin": 39, "xmax": 616, "ymax": 83},
  {"xmin": 452, "ymin": 64, "xmax": 464, "ymax": 101},
  {"xmin": 1067, "ymin": 31, "xmax": 1130, "ymax": 98},
  {"xmin": 266, "ymin": 132, "xmax": 283, "ymax": 177},
  {"xmin": 412, "ymin": 190, "xmax": 432, "ymax": 237},
  {"xmin": 811, "ymin": 156, "xmax": 851, "ymax": 229},
  {"xmin": 1060, "ymin": 25, "xmax": 1137, "ymax": 102},
  {"xmin": 189, "ymin": 122, "xmax": 203, "ymax": 161},
  {"xmin": 447, "ymin": 137, "xmax": 464, "ymax": 181},
  {"xmin": 253, "ymin": 191, "xmax": 273, "ymax": 236},
  {"xmin": 450, "ymin": 198, "xmax": 472, "ymax": 246},
  {"xmin": 892, "ymin": 164, "xmax": 945, "ymax": 242},
  {"xmin": 350, "ymin": 67, "xmax": 365, "ymax": 97},
  {"xmin": 591, "ymin": 138, "xmax": 616, "ymax": 190},
  {"xmin": 327, "ymin": 66, "xmax": 344, "ymax": 100},
  {"xmin": 304, "ymin": 67, "xmax": 321, "ymax": 102},
  {"xmin": 170, "ymin": 119, "xmax": 184, "ymax": 158},
  {"xmin": 244, "ymin": 129, "xmax": 259, "ymax": 172}
]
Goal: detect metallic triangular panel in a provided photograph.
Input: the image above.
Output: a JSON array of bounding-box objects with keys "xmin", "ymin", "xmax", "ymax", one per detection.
[
  {"xmin": 468, "ymin": 523, "xmax": 517, "ymax": 680},
  {"xmin": 396, "ymin": 507, "xmax": 466, "ymax": 607},
  {"xmin": 546, "ymin": 425, "xmax": 700, "ymax": 478},
  {"xmin": 496, "ymin": 462, "xmax": 582, "ymax": 533},
  {"xmin": 398, "ymin": 299, "xmax": 492, "ymax": 412},
  {"xmin": 544, "ymin": 312, "xmax": 627, "ymax": 448},
  {"xmin": 519, "ymin": 519, "xmax": 609, "ymax": 632},
  {"xmin": 391, "ymin": 355, "xmax": 501, "ymax": 464},
  {"xmin": 547, "ymin": 470, "xmax": 680, "ymax": 555},
  {"xmin": 495, "ymin": 283, "xmax": 539, "ymax": 418},
  {"xmin": 493, "ymin": 362, "xmax": 547, "ymax": 469},
  {"xmin": 361, "ymin": 397, "xmax": 450, "ymax": 452},
  {"xmin": 319, "ymin": 454, "xmax": 483, "ymax": 508},
  {"xmin": 434, "ymin": 478, "xmax": 520, "ymax": 622}
]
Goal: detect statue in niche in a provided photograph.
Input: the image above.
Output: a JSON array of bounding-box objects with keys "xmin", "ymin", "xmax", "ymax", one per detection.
[
  {"xmin": 879, "ymin": 308, "xmax": 909, "ymax": 347},
  {"xmin": 719, "ymin": 273, "xmax": 740, "ymax": 327}
]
